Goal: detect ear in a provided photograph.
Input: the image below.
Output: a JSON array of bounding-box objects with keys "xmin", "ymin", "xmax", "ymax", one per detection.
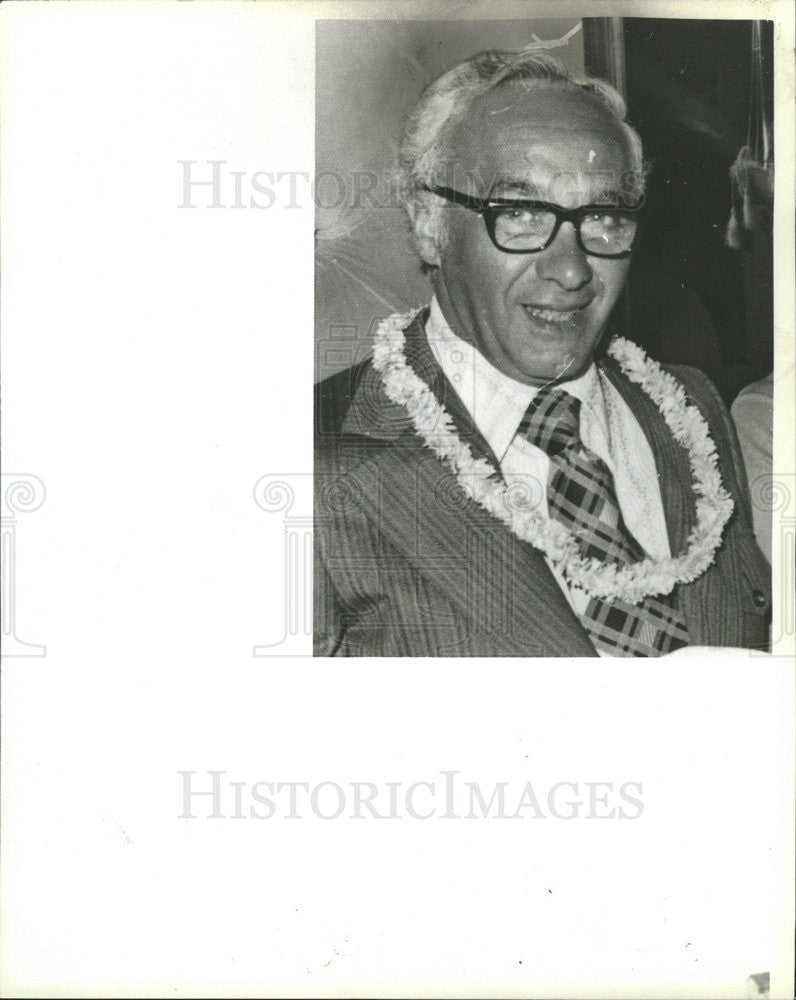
[{"xmin": 406, "ymin": 200, "xmax": 442, "ymax": 267}]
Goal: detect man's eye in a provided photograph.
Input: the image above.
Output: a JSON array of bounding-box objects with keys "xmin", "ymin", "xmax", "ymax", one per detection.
[
  {"xmin": 592, "ymin": 213, "xmax": 634, "ymax": 228},
  {"xmin": 503, "ymin": 208, "xmax": 543, "ymax": 223}
]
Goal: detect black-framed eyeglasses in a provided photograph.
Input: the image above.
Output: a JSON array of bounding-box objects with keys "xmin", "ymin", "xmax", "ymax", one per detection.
[{"xmin": 423, "ymin": 185, "xmax": 640, "ymax": 259}]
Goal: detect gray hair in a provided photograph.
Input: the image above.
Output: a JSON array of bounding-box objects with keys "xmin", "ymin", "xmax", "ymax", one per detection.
[{"xmin": 398, "ymin": 49, "xmax": 646, "ymax": 253}]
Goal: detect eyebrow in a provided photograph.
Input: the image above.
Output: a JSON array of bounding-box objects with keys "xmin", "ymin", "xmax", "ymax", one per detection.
[
  {"xmin": 487, "ymin": 176, "xmax": 543, "ymax": 198},
  {"xmin": 486, "ymin": 178, "xmax": 633, "ymax": 209},
  {"xmin": 588, "ymin": 189, "xmax": 629, "ymax": 205}
]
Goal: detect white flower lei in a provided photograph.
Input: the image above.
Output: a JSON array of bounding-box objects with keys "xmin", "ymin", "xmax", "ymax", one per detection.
[{"xmin": 371, "ymin": 308, "xmax": 734, "ymax": 605}]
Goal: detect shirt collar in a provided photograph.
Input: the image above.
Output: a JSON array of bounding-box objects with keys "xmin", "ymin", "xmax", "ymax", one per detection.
[{"xmin": 425, "ymin": 296, "xmax": 610, "ymax": 461}]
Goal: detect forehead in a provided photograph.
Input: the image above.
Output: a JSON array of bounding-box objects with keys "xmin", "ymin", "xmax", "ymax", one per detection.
[{"xmin": 444, "ymin": 81, "xmax": 633, "ymax": 199}]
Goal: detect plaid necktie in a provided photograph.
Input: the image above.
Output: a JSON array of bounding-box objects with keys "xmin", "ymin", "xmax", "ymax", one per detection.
[{"xmin": 518, "ymin": 386, "xmax": 689, "ymax": 657}]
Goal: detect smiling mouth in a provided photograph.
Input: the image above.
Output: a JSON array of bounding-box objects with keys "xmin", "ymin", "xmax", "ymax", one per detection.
[{"xmin": 522, "ymin": 304, "xmax": 588, "ymax": 323}]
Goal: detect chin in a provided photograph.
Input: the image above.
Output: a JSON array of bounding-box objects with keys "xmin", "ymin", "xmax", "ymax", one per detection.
[{"xmin": 519, "ymin": 355, "xmax": 588, "ymax": 385}]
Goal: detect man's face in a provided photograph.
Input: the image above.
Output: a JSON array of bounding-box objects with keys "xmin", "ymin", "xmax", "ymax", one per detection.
[{"xmin": 428, "ymin": 83, "xmax": 636, "ymax": 386}]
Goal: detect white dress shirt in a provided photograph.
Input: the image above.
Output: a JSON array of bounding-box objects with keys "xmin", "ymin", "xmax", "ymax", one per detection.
[{"xmin": 425, "ymin": 297, "xmax": 671, "ymax": 621}]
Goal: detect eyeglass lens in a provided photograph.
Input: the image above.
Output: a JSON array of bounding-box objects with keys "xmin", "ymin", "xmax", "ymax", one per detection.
[{"xmin": 494, "ymin": 207, "xmax": 637, "ymax": 255}]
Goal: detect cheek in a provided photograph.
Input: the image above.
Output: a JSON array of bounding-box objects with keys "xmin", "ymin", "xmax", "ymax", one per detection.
[
  {"xmin": 444, "ymin": 221, "xmax": 521, "ymax": 286},
  {"xmin": 448, "ymin": 239, "xmax": 493, "ymax": 284},
  {"xmin": 446, "ymin": 249, "xmax": 518, "ymax": 314},
  {"xmin": 594, "ymin": 262, "xmax": 630, "ymax": 306}
]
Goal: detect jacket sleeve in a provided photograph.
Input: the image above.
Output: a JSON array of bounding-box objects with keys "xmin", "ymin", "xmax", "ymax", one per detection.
[{"xmin": 313, "ymin": 538, "xmax": 345, "ymax": 656}]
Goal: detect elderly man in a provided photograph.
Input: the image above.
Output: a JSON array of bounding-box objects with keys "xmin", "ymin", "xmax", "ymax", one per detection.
[{"xmin": 314, "ymin": 50, "xmax": 770, "ymax": 657}]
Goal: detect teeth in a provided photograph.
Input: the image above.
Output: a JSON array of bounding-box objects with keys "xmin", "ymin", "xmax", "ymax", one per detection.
[{"xmin": 524, "ymin": 306, "xmax": 580, "ymax": 322}]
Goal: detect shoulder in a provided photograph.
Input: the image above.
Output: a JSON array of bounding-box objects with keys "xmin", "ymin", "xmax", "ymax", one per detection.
[
  {"xmin": 659, "ymin": 362, "xmax": 756, "ymax": 525},
  {"xmin": 652, "ymin": 361, "xmax": 740, "ymax": 457},
  {"xmin": 730, "ymin": 373, "xmax": 773, "ymax": 474},
  {"xmin": 730, "ymin": 373, "xmax": 774, "ymax": 421},
  {"xmin": 314, "ymin": 355, "xmax": 410, "ymax": 481},
  {"xmin": 611, "ymin": 355, "xmax": 734, "ymax": 435},
  {"xmin": 663, "ymin": 363, "xmax": 729, "ymax": 421},
  {"xmin": 314, "ymin": 357, "xmax": 373, "ymax": 439}
]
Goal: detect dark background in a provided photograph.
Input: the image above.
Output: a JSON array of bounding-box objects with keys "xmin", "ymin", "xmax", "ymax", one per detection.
[{"xmin": 604, "ymin": 18, "xmax": 774, "ymax": 404}]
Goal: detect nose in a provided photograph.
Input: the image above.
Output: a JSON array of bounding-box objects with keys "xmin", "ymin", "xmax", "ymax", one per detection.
[{"xmin": 534, "ymin": 221, "xmax": 592, "ymax": 290}]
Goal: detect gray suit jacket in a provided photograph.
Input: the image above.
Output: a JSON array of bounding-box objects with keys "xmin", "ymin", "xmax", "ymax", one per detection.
[{"xmin": 314, "ymin": 312, "xmax": 771, "ymax": 656}]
